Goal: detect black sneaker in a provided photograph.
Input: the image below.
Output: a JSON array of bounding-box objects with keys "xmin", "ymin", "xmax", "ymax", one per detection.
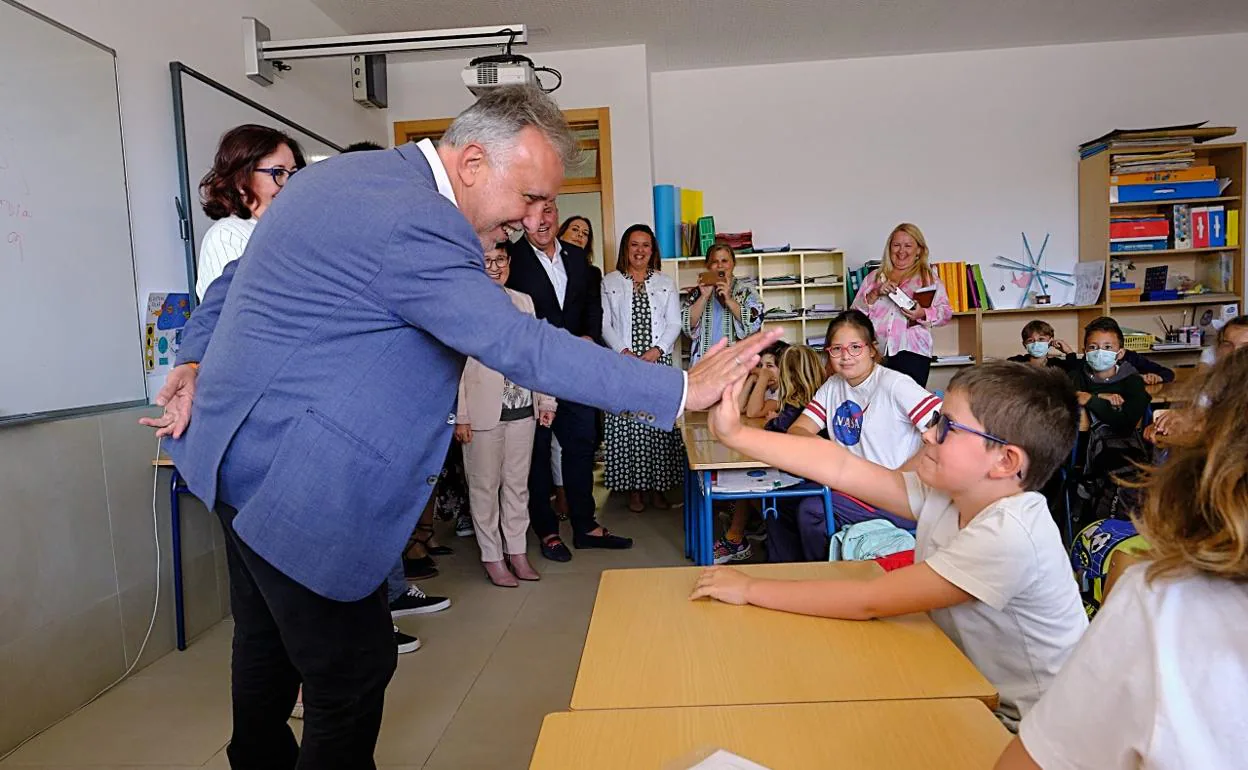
[
  {"xmin": 455, "ymin": 513, "xmax": 475, "ymax": 537},
  {"xmin": 394, "ymin": 626, "xmax": 421, "ymax": 654},
  {"xmin": 402, "ymin": 554, "xmax": 438, "ymax": 580},
  {"xmin": 390, "ymin": 584, "xmax": 450, "ymax": 618}
]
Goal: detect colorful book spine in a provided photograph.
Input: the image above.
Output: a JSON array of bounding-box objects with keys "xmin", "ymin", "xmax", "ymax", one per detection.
[
  {"xmin": 1110, "ymin": 240, "xmax": 1169, "ymax": 253},
  {"xmin": 1229, "ymin": 210, "xmax": 1240, "ymax": 248},
  {"xmin": 972, "ymin": 264, "xmax": 992, "ymax": 311},
  {"xmin": 1208, "ymin": 206, "xmax": 1227, "ymax": 247},
  {"xmin": 1109, "ymin": 166, "xmax": 1216, "ymax": 186},
  {"xmin": 1109, "ymin": 219, "xmax": 1169, "ymax": 239},
  {"xmin": 1192, "ymin": 207, "xmax": 1210, "ymax": 248}
]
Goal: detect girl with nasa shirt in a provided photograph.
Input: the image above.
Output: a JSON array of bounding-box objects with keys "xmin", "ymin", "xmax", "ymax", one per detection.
[{"xmin": 767, "ymin": 310, "xmax": 941, "ymax": 562}]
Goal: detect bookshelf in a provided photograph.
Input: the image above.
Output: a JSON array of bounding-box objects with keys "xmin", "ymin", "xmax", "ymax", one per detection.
[
  {"xmin": 661, "ymin": 250, "xmax": 847, "ymax": 364},
  {"xmin": 1077, "ymin": 140, "xmax": 1245, "ymax": 368}
]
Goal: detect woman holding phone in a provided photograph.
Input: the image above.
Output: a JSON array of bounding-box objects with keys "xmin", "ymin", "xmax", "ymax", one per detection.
[
  {"xmin": 850, "ymin": 223, "xmax": 952, "ymax": 387},
  {"xmin": 681, "ymin": 243, "xmax": 764, "ymax": 364}
]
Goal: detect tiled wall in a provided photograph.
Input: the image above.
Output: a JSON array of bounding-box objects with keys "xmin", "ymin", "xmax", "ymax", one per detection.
[{"xmin": 0, "ymin": 407, "xmax": 228, "ymax": 754}]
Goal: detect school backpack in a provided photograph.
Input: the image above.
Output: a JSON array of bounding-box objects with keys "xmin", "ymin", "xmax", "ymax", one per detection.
[{"xmin": 1070, "ymin": 518, "xmax": 1149, "ymax": 618}]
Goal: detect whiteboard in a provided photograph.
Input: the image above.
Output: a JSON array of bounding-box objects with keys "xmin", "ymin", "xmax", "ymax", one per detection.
[
  {"xmin": 170, "ymin": 63, "xmax": 344, "ymax": 303},
  {"xmin": 0, "ymin": 1, "xmax": 145, "ymax": 423}
]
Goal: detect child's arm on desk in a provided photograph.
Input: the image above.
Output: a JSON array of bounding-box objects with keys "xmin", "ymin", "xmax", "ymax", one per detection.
[
  {"xmin": 690, "ymin": 562, "xmax": 974, "ymax": 620},
  {"xmin": 710, "ymin": 379, "xmax": 913, "ymax": 517}
]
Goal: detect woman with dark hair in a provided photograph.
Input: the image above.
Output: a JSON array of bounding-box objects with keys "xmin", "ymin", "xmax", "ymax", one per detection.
[
  {"xmin": 557, "ymin": 215, "xmax": 594, "ymax": 262},
  {"xmin": 600, "ymin": 224, "xmax": 685, "ymax": 512},
  {"xmin": 194, "ymin": 124, "xmax": 306, "ymax": 299},
  {"xmin": 550, "ymin": 214, "xmax": 601, "ymax": 515}
]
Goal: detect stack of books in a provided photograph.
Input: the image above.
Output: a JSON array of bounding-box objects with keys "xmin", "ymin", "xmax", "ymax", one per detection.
[
  {"xmin": 847, "ymin": 261, "xmax": 881, "ymax": 301},
  {"xmin": 1078, "ymin": 122, "xmax": 1236, "ymax": 159},
  {"xmin": 933, "ymin": 262, "xmax": 993, "ymax": 312},
  {"xmin": 1110, "ymin": 214, "xmax": 1169, "ymax": 253}
]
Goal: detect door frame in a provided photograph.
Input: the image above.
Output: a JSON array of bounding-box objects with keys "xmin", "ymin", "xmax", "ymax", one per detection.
[{"xmin": 392, "ymin": 107, "xmax": 617, "ymax": 270}]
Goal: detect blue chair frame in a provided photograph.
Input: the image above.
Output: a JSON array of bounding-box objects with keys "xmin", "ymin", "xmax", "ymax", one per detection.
[{"xmin": 683, "ymin": 469, "xmax": 835, "ymax": 565}]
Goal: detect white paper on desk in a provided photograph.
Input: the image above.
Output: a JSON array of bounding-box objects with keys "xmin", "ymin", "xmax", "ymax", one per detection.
[
  {"xmin": 711, "ymin": 469, "xmax": 803, "ymax": 493},
  {"xmin": 686, "ymin": 749, "xmax": 773, "ymax": 770}
]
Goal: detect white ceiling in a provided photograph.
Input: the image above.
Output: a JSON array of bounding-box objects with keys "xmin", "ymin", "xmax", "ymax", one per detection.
[{"xmin": 308, "ymin": 0, "xmax": 1248, "ymax": 71}]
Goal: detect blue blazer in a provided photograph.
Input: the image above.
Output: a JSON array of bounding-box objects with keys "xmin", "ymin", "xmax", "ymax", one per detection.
[{"xmin": 168, "ymin": 143, "xmax": 684, "ymax": 601}]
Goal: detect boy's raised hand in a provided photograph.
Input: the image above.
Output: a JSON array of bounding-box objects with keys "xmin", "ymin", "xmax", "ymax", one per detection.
[
  {"xmin": 709, "ymin": 377, "xmax": 747, "ymax": 443},
  {"xmin": 690, "ymin": 566, "xmax": 753, "ymax": 605}
]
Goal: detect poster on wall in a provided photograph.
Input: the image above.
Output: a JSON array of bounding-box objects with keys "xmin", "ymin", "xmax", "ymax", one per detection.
[{"xmin": 144, "ymin": 292, "xmax": 191, "ymax": 373}]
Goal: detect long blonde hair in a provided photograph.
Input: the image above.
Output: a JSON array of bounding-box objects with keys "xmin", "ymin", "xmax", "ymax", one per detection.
[
  {"xmin": 777, "ymin": 345, "xmax": 825, "ymax": 408},
  {"xmin": 880, "ymin": 223, "xmax": 934, "ymax": 283},
  {"xmin": 1130, "ymin": 347, "xmax": 1248, "ymax": 581}
]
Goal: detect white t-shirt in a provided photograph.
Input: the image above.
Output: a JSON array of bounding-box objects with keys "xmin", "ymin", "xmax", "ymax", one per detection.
[
  {"xmin": 905, "ymin": 473, "xmax": 1088, "ymax": 729},
  {"xmin": 1021, "ymin": 565, "xmax": 1248, "ymax": 769},
  {"xmin": 196, "ymin": 215, "xmax": 257, "ymax": 299},
  {"xmin": 801, "ymin": 366, "xmax": 940, "ymax": 469}
]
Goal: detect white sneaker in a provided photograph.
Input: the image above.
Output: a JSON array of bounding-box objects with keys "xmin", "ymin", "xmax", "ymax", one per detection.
[{"xmin": 394, "ymin": 625, "xmax": 421, "ymax": 654}]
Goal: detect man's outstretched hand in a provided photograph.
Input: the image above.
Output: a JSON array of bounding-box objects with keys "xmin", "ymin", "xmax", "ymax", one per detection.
[
  {"xmin": 138, "ymin": 363, "xmax": 197, "ymax": 439},
  {"xmin": 684, "ymin": 328, "xmax": 784, "ymax": 412}
]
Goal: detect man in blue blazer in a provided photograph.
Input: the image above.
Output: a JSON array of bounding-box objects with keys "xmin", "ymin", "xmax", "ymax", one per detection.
[{"xmin": 143, "ymin": 86, "xmax": 780, "ymax": 768}]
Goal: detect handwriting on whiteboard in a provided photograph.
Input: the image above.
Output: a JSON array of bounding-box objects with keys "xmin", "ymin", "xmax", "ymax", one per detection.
[{"xmin": 6, "ymin": 230, "xmax": 23, "ymax": 260}]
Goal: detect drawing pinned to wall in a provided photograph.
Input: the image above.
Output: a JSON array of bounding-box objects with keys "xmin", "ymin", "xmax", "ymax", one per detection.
[
  {"xmin": 991, "ymin": 232, "xmax": 1073, "ymax": 307},
  {"xmin": 144, "ymin": 292, "xmax": 191, "ymax": 372}
]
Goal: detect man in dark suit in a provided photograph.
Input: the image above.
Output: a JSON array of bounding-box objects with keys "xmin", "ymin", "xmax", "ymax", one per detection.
[
  {"xmin": 506, "ymin": 202, "xmax": 617, "ymax": 561},
  {"xmin": 142, "ymin": 86, "xmax": 781, "ymax": 767}
]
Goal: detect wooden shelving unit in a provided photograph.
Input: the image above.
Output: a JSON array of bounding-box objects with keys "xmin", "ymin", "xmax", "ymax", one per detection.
[
  {"xmin": 1076, "ymin": 141, "xmax": 1245, "ymax": 368},
  {"xmin": 662, "ymin": 251, "xmax": 847, "ymax": 365}
]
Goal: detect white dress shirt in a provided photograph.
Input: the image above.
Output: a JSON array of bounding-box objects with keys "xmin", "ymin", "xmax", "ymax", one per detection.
[
  {"xmin": 530, "ymin": 239, "xmax": 567, "ymax": 309},
  {"xmin": 416, "ymin": 139, "xmax": 457, "ymax": 206},
  {"xmin": 414, "ymin": 137, "xmax": 689, "ymax": 412},
  {"xmin": 196, "ymin": 215, "xmax": 257, "ymax": 299}
]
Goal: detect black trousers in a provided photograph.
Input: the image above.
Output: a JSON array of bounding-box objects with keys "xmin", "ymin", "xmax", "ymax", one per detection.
[
  {"xmin": 529, "ymin": 401, "xmax": 598, "ymax": 538},
  {"xmin": 216, "ymin": 504, "xmax": 396, "ymax": 770},
  {"xmin": 883, "ymin": 350, "xmax": 932, "ymax": 388}
]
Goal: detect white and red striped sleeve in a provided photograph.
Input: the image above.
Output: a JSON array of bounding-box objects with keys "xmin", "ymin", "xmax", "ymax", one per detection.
[
  {"xmin": 800, "ymin": 379, "xmax": 836, "ymax": 431},
  {"xmin": 896, "ymin": 376, "xmax": 941, "ymax": 430}
]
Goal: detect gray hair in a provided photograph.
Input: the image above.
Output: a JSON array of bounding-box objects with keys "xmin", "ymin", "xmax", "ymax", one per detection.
[{"xmin": 441, "ymin": 86, "xmax": 579, "ymax": 169}]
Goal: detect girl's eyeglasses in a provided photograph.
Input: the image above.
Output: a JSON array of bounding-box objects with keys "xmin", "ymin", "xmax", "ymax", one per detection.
[
  {"xmin": 256, "ymin": 167, "xmax": 296, "ymax": 187},
  {"xmin": 826, "ymin": 342, "xmax": 869, "ymax": 358},
  {"xmin": 931, "ymin": 411, "xmax": 1010, "ymax": 446}
]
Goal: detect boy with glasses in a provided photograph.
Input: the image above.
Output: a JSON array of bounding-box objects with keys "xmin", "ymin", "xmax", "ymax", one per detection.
[{"xmin": 692, "ymin": 361, "xmax": 1088, "ymax": 730}]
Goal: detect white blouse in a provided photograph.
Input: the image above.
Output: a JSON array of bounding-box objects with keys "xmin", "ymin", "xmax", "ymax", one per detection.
[{"xmin": 195, "ymin": 215, "xmax": 257, "ymax": 299}]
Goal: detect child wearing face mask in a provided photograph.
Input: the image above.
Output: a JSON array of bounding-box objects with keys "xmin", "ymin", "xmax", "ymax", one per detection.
[
  {"xmin": 1069, "ymin": 317, "xmax": 1150, "ymax": 437},
  {"xmin": 1007, "ymin": 320, "xmax": 1078, "ymax": 372}
]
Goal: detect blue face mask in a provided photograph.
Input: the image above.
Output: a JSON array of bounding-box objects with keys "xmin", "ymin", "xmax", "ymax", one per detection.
[
  {"xmin": 1025, "ymin": 341, "xmax": 1050, "ymax": 358},
  {"xmin": 1085, "ymin": 349, "xmax": 1119, "ymax": 372}
]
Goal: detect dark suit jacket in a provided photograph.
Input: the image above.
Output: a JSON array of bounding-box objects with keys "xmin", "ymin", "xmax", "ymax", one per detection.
[
  {"xmin": 506, "ymin": 237, "xmax": 602, "ymax": 341},
  {"xmin": 167, "ymin": 143, "xmax": 682, "ymax": 601}
]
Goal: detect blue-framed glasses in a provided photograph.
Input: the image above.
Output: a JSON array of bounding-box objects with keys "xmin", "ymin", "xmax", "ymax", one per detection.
[
  {"xmin": 932, "ymin": 410, "xmax": 1010, "ymax": 446},
  {"xmin": 255, "ymin": 167, "xmax": 296, "ymax": 187}
]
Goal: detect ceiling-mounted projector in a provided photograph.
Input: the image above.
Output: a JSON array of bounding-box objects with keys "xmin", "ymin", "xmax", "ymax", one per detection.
[{"xmin": 462, "ymin": 52, "xmax": 562, "ymax": 96}]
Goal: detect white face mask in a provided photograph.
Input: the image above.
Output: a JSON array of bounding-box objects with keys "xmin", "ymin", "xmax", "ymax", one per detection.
[
  {"xmin": 1085, "ymin": 349, "xmax": 1119, "ymax": 372},
  {"xmin": 1025, "ymin": 341, "xmax": 1050, "ymax": 358}
]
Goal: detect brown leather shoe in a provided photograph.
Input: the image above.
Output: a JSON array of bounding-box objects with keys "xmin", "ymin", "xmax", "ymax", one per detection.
[
  {"xmin": 506, "ymin": 553, "xmax": 541, "ymax": 581},
  {"xmin": 483, "ymin": 560, "xmax": 519, "ymax": 587}
]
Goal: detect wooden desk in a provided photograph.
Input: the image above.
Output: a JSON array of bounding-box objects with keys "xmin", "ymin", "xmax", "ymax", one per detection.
[
  {"xmin": 571, "ymin": 563, "xmax": 997, "ymax": 711},
  {"xmin": 531, "ymin": 699, "xmax": 1010, "ymax": 770},
  {"xmin": 682, "ymin": 434, "xmax": 767, "ymax": 470}
]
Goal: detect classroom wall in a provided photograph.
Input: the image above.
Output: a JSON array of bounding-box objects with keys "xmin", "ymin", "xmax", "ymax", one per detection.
[
  {"xmin": 0, "ymin": 0, "xmax": 384, "ymax": 755},
  {"xmin": 385, "ymin": 44, "xmax": 654, "ymax": 251},
  {"xmin": 650, "ymin": 33, "xmax": 1248, "ymax": 308}
]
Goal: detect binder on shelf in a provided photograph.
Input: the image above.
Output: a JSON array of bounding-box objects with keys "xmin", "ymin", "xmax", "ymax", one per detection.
[
  {"xmin": 1110, "ymin": 218, "xmax": 1169, "ymax": 239},
  {"xmin": 1110, "ymin": 239, "xmax": 1169, "ymax": 253},
  {"xmin": 652, "ymin": 185, "xmax": 681, "ymax": 259},
  {"xmin": 1208, "ymin": 206, "xmax": 1227, "ymax": 247},
  {"xmin": 1109, "ymin": 179, "xmax": 1222, "ymax": 203},
  {"xmin": 972, "ymin": 264, "xmax": 993, "ymax": 311},
  {"xmin": 1229, "ymin": 210, "xmax": 1240, "ymax": 247},
  {"xmin": 1171, "ymin": 204, "xmax": 1192, "ymax": 249},
  {"xmin": 1192, "ymin": 207, "xmax": 1211, "ymax": 248}
]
